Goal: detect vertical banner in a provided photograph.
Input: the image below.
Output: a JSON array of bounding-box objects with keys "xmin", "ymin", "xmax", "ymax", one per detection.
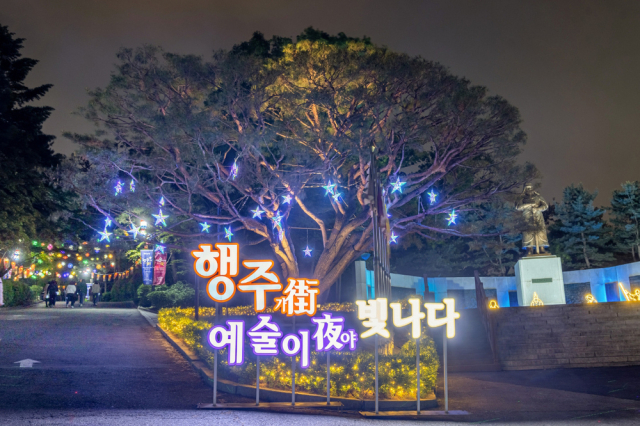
[
  {"xmin": 141, "ymin": 249, "xmax": 154, "ymax": 285},
  {"xmin": 153, "ymin": 250, "xmax": 167, "ymax": 286}
]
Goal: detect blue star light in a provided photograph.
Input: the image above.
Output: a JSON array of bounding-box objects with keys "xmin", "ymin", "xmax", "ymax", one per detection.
[
  {"xmin": 332, "ymin": 192, "xmax": 342, "ymax": 203},
  {"xmin": 153, "ymin": 209, "xmax": 169, "ymax": 227},
  {"xmin": 130, "ymin": 180, "xmax": 135, "ymax": 192},
  {"xmin": 427, "ymin": 190, "xmax": 437, "ymax": 205},
  {"xmin": 98, "ymin": 229, "xmax": 112, "ymax": 242},
  {"xmin": 159, "ymin": 197, "xmax": 165, "ymax": 206},
  {"xmin": 105, "ymin": 218, "xmax": 112, "ymax": 228},
  {"xmin": 155, "ymin": 244, "xmax": 166, "ymax": 254},
  {"xmin": 271, "ymin": 211, "xmax": 283, "ymax": 229},
  {"xmin": 390, "ymin": 232, "xmax": 399, "ymax": 244},
  {"xmin": 391, "ymin": 177, "xmax": 406, "ymax": 194},
  {"xmin": 230, "ymin": 161, "xmax": 239, "ymax": 180},
  {"xmin": 200, "ymin": 222, "xmax": 211, "ymax": 233},
  {"xmin": 251, "ymin": 207, "xmax": 265, "ymax": 219},
  {"xmin": 303, "ymin": 246, "xmax": 312, "ymax": 257},
  {"xmin": 224, "ymin": 227, "xmax": 233, "ymax": 241},
  {"xmin": 282, "ymin": 194, "xmax": 292, "ymax": 204},
  {"xmin": 323, "ymin": 181, "xmax": 336, "ymax": 196},
  {"xmin": 114, "ymin": 181, "xmax": 123, "ymax": 196},
  {"xmin": 447, "ymin": 209, "xmax": 458, "ymax": 226},
  {"xmin": 128, "ymin": 224, "xmax": 140, "ymax": 239}
]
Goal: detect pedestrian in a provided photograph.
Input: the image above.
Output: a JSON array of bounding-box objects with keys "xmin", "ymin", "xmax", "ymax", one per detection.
[
  {"xmin": 91, "ymin": 281, "xmax": 101, "ymax": 306},
  {"xmin": 48, "ymin": 281, "xmax": 58, "ymax": 307},
  {"xmin": 43, "ymin": 281, "xmax": 50, "ymax": 307},
  {"xmin": 77, "ymin": 280, "xmax": 87, "ymax": 307},
  {"xmin": 65, "ymin": 281, "xmax": 78, "ymax": 308}
]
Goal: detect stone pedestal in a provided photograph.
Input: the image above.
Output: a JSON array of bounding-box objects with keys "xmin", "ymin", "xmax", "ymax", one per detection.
[{"xmin": 515, "ymin": 255, "xmax": 566, "ymax": 306}]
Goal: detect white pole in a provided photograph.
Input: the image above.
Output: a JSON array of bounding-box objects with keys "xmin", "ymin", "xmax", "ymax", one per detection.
[
  {"xmin": 416, "ymin": 338, "xmax": 421, "ymax": 414},
  {"xmin": 256, "ymin": 356, "xmax": 260, "ymax": 406},
  {"xmin": 375, "ymin": 334, "xmax": 379, "ymax": 414},
  {"xmin": 213, "ymin": 301, "xmax": 219, "ymax": 406},
  {"xmin": 326, "ymin": 351, "xmax": 330, "ymax": 405},
  {"xmin": 444, "ymin": 330, "xmax": 448, "ymax": 413},
  {"xmin": 292, "ymin": 317, "xmax": 296, "ymax": 406}
]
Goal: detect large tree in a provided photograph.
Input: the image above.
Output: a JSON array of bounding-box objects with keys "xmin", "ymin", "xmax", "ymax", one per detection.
[
  {"xmin": 0, "ymin": 24, "xmax": 62, "ymax": 264},
  {"xmin": 553, "ymin": 184, "xmax": 613, "ymax": 269},
  {"xmin": 61, "ymin": 29, "xmax": 536, "ymax": 293},
  {"xmin": 610, "ymin": 181, "xmax": 640, "ymax": 261}
]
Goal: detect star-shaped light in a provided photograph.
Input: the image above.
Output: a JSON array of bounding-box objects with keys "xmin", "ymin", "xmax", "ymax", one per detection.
[
  {"xmin": 105, "ymin": 218, "xmax": 112, "ymax": 228},
  {"xmin": 155, "ymin": 244, "xmax": 165, "ymax": 254},
  {"xmin": 159, "ymin": 197, "xmax": 165, "ymax": 206},
  {"xmin": 282, "ymin": 194, "xmax": 292, "ymax": 204},
  {"xmin": 224, "ymin": 227, "xmax": 233, "ymax": 241},
  {"xmin": 271, "ymin": 211, "xmax": 283, "ymax": 229},
  {"xmin": 114, "ymin": 181, "xmax": 123, "ymax": 196},
  {"xmin": 129, "ymin": 180, "xmax": 135, "ymax": 192},
  {"xmin": 128, "ymin": 224, "xmax": 140, "ymax": 239},
  {"xmin": 427, "ymin": 190, "xmax": 437, "ymax": 205},
  {"xmin": 200, "ymin": 222, "xmax": 211, "ymax": 233},
  {"xmin": 303, "ymin": 246, "xmax": 312, "ymax": 257},
  {"xmin": 323, "ymin": 181, "xmax": 336, "ymax": 196},
  {"xmin": 251, "ymin": 207, "xmax": 265, "ymax": 219},
  {"xmin": 230, "ymin": 161, "xmax": 239, "ymax": 180},
  {"xmin": 391, "ymin": 177, "xmax": 406, "ymax": 194},
  {"xmin": 332, "ymin": 192, "xmax": 342, "ymax": 203},
  {"xmin": 447, "ymin": 209, "xmax": 458, "ymax": 226},
  {"xmin": 390, "ymin": 232, "xmax": 399, "ymax": 244},
  {"xmin": 153, "ymin": 209, "xmax": 169, "ymax": 227},
  {"xmin": 98, "ymin": 228, "xmax": 112, "ymax": 242}
]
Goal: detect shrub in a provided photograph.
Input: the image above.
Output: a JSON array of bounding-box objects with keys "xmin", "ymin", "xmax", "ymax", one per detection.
[
  {"xmin": 29, "ymin": 285, "xmax": 42, "ymax": 301},
  {"xmin": 2, "ymin": 282, "xmax": 33, "ymax": 306},
  {"xmin": 137, "ymin": 284, "xmax": 152, "ymax": 307},
  {"xmin": 145, "ymin": 282, "xmax": 194, "ymax": 309}
]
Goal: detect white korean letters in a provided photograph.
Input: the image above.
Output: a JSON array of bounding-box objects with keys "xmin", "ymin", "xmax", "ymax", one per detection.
[
  {"xmin": 355, "ymin": 298, "xmax": 390, "ymax": 338},
  {"xmin": 238, "ymin": 260, "xmax": 282, "ymax": 312},
  {"xmin": 208, "ymin": 320, "xmax": 244, "ymax": 366},
  {"xmin": 424, "ymin": 298, "xmax": 460, "ymax": 338},
  {"xmin": 390, "ymin": 299, "xmax": 426, "ymax": 339},
  {"xmin": 191, "ymin": 243, "xmax": 239, "ymax": 302}
]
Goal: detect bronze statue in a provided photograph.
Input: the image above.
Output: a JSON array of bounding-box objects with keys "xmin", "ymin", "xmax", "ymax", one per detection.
[{"xmin": 516, "ymin": 184, "xmax": 549, "ymax": 255}]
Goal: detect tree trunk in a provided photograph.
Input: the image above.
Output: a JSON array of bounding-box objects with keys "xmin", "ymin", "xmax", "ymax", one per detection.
[{"xmin": 581, "ymin": 231, "xmax": 591, "ymax": 268}]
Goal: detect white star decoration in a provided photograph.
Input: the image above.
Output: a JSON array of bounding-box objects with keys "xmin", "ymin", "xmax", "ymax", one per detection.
[
  {"xmin": 427, "ymin": 190, "xmax": 437, "ymax": 205},
  {"xmin": 391, "ymin": 177, "xmax": 406, "ymax": 194},
  {"xmin": 303, "ymin": 246, "xmax": 312, "ymax": 257},
  {"xmin": 282, "ymin": 194, "xmax": 292, "ymax": 204},
  {"xmin": 225, "ymin": 227, "xmax": 233, "ymax": 241},
  {"xmin": 447, "ymin": 209, "xmax": 458, "ymax": 226},
  {"xmin": 98, "ymin": 229, "xmax": 112, "ymax": 242},
  {"xmin": 390, "ymin": 232, "xmax": 398, "ymax": 244},
  {"xmin": 128, "ymin": 224, "xmax": 140, "ymax": 239},
  {"xmin": 323, "ymin": 181, "xmax": 336, "ymax": 196},
  {"xmin": 153, "ymin": 209, "xmax": 169, "ymax": 227},
  {"xmin": 200, "ymin": 222, "xmax": 211, "ymax": 233},
  {"xmin": 251, "ymin": 207, "xmax": 265, "ymax": 219}
]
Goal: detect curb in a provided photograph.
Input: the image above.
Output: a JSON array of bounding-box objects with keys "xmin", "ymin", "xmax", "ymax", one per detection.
[{"xmin": 156, "ymin": 325, "xmax": 438, "ymax": 411}]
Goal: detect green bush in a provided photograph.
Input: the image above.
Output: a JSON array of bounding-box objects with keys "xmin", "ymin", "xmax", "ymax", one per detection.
[
  {"xmin": 100, "ymin": 292, "xmax": 112, "ymax": 302},
  {"xmin": 29, "ymin": 285, "xmax": 42, "ymax": 301},
  {"xmin": 137, "ymin": 284, "xmax": 152, "ymax": 307},
  {"xmin": 146, "ymin": 282, "xmax": 194, "ymax": 309},
  {"xmin": 2, "ymin": 281, "xmax": 33, "ymax": 306}
]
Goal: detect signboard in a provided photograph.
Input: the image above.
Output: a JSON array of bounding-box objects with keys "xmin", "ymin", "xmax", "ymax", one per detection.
[
  {"xmin": 153, "ymin": 250, "xmax": 167, "ymax": 286},
  {"xmin": 141, "ymin": 249, "xmax": 154, "ymax": 285}
]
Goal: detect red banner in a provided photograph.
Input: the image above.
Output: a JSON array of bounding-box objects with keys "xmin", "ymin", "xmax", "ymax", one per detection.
[{"xmin": 153, "ymin": 251, "xmax": 167, "ymax": 286}]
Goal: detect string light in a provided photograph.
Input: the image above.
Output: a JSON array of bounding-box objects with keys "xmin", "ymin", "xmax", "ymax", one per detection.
[
  {"xmin": 114, "ymin": 181, "xmax": 123, "ymax": 195},
  {"xmin": 585, "ymin": 294, "xmax": 598, "ymax": 304},
  {"xmin": 282, "ymin": 194, "xmax": 292, "ymax": 204},
  {"xmin": 530, "ymin": 292, "xmax": 544, "ymax": 306},
  {"xmin": 153, "ymin": 209, "xmax": 169, "ymax": 227},
  {"xmin": 391, "ymin": 177, "xmax": 406, "ymax": 194},
  {"xmin": 618, "ymin": 282, "xmax": 640, "ymax": 302},
  {"xmin": 224, "ymin": 227, "xmax": 233, "ymax": 241},
  {"xmin": 303, "ymin": 246, "xmax": 312, "ymax": 257},
  {"xmin": 200, "ymin": 222, "xmax": 211, "ymax": 233},
  {"xmin": 447, "ymin": 209, "xmax": 458, "ymax": 225},
  {"xmin": 488, "ymin": 300, "xmax": 499, "ymax": 309},
  {"xmin": 251, "ymin": 207, "xmax": 265, "ymax": 219},
  {"xmin": 323, "ymin": 181, "xmax": 336, "ymax": 196},
  {"xmin": 427, "ymin": 190, "xmax": 437, "ymax": 205}
]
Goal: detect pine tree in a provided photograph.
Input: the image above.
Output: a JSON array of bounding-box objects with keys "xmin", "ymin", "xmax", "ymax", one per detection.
[
  {"xmin": 554, "ymin": 184, "xmax": 613, "ymax": 269},
  {"xmin": 610, "ymin": 181, "xmax": 640, "ymax": 261},
  {"xmin": 0, "ymin": 24, "xmax": 61, "ymax": 245}
]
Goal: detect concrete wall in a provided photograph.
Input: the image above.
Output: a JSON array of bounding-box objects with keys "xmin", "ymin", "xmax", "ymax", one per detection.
[{"xmin": 355, "ymin": 259, "xmax": 640, "ymax": 307}]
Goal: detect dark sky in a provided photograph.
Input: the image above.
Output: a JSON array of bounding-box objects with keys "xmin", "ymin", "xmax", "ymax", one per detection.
[{"xmin": 2, "ymin": 0, "xmax": 640, "ymax": 203}]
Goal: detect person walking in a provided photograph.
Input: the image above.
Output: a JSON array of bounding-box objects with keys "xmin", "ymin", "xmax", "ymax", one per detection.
[
  {"xmin": 65, "ymin": 282, "xmax": 78, "ymax": 308},
  {"xmin": 48, "ymin": 281, "xmax": 58, "ymax": 307},
  {"xmin": 90, "ymin": 281, "xmax": 101, "ymax": 306},
  {"xmin": 43, "ymin": 281, "xmax": 50, "ymax": 307},
  {"xmin": 77, "ymin": 280, "xmax": 87, "ymax": 307}
]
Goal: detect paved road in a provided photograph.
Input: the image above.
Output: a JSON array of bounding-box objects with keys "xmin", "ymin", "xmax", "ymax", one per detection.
[{"xmin": 1, "ymin": 304, "xmax": 640, "ymax": 425}]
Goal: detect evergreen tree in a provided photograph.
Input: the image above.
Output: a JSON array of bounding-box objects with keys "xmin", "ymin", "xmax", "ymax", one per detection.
[
  {"xmin": 610, "ymin": 181, "xmax": 640, "ymax": 261},
  {"xmin": 553, "ymin": 184, "xmax": 613, "ymax": 269},
  {"xmin": 0, "ymin": 24, "xmax": 61, "ymax": 246}
]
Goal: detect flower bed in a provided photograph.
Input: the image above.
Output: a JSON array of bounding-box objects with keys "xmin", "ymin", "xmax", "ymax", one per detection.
[{"xmin": 158, "ymin": 306, "xmax": 439, "ymax": 400}]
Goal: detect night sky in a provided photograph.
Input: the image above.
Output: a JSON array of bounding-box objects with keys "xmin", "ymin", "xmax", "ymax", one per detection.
[{"xmin": 2, "ymin": 0, "xmax": 640, "ymax": 203}]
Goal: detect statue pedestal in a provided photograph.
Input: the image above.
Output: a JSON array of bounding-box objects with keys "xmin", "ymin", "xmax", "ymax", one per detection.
[{"xmin": 515, "ymin": 255, "xmax": 565, "ymax": 306}]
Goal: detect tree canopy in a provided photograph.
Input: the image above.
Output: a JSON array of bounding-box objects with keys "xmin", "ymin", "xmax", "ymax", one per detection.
[{"xmin": 61, "ymin": 29, "xmax": 537, "ymax": 293}]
